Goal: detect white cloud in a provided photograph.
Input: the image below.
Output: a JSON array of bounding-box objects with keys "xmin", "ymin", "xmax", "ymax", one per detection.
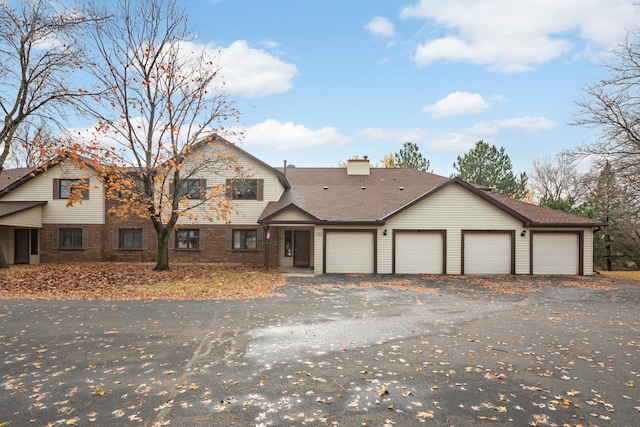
[
  {"xmin": 495, "ymin": 116, "xmax": 557, "ymax": 131},
  {"xmin": 357, "ymin": 127, "xmax": 429, "ymax": 142},
  {"xmin": 401, "ymin": 0, "xmax": 640, "ymax": 73},
  {"xmin": 218, "ymin": 40, "xmax": 299, "ymax": 97},
  {"xmin": 425, "ymin": 116, "xmax": 556, "ymax": 152},
  {"xmin": 365, "ymin": 17, "xmax": 396, "ymax": 37},
  {"xmin": 423, "ymin": 92, "xmax": 492, "ymax": 117},
  {"xmin": 242, "ymin": 119, "xmax": 351, "ymax": 150}
]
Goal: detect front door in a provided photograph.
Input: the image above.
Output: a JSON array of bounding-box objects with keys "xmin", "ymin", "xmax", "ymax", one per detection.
[
  {"xmin": 293, "ymin": 230, "xmax": 310, "ymax": 267},
  {"xmin": 14, "ymin": 229, "xmax": 30, "ymax": 264}
]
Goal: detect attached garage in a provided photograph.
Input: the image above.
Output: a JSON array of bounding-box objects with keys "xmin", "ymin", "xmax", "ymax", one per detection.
[
  {"xmin": 324, "ymin": 230, "xmax": 375, "ymax": 274},
  {"xmin": 463, "ymin": 231, "xmax": 514, "ymax": 275},
  {"xmin": 531, "ymin": 232, "xmax": 582, "ymax": 275},
  {"xmin": 394, "ymin": 231, "xmax": 445, "ymax": 274}
]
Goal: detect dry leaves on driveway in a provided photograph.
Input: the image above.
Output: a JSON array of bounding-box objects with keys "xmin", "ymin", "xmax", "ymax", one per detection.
[{"xmin": 0, "ymin": 263, "xmax": 286, "ymax": 300}]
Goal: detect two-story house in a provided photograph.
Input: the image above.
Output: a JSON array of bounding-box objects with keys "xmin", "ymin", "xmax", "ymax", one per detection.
[{"xmin": 0, "ymin": 136, "xmax": 604, "ymax": 275}]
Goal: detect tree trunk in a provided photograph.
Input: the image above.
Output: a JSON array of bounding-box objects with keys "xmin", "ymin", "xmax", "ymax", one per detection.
[
  {"xmin": 606, "ymin": 234, "xmax": 613, "ymax": 271},
  {"xmin": 153, "ymin": 227, "xmax": 171, "ymax": 272},
  {"xmin": 0, "ymin": 245, "xmax": 9, "ymax": 269}
]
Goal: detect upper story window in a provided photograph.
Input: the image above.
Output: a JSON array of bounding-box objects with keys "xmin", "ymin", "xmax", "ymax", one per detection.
[
  {"xmin": 176, "ymin": 179, "xmax": 205, "ymax": 199},
  {"xmin": 228, "ymin": 179, "xmax": 263, "ymax": 200},
  {"xmin": 53, "ymin": 178, "xmax": 89, "ymax": 200}
]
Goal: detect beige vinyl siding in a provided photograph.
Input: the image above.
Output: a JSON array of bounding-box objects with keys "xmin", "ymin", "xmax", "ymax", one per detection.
[
  {"xmin": 176, "ymin": 145, "xmax": 283, "ymax": 226},
  {"xmin": 0, "ymin": 206, "xmax": 43, "ymax": 227},
  {"xmin": 1, "ymin": 164, "xmax": 105, "ymax": 225},
  {"xmin": 381, "ymin": 184, "xmax": 524, "ymax": 274},
  {"xmin": 269, "ymin": 208, "xmax": 313, "ymax": 222}
]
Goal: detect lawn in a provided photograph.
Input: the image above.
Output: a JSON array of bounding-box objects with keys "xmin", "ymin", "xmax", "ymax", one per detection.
[
  {"xmin": 599, "ymin": 270, "xmax": 640, "ymax": 280},
  {"xmin": 0, "ymin": 262, "xmax": 287, "ymax": 300}
]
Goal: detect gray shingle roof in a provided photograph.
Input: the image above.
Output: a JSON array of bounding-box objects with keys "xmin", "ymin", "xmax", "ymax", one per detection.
[{"xmin": 259, "ymin": 167, "xmax": 604, "ymax": 227}]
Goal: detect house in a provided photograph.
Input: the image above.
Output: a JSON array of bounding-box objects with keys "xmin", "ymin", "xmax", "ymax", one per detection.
[{"xmin": 0, "ymin": 137, "xmax": 604, "ymax": 275}]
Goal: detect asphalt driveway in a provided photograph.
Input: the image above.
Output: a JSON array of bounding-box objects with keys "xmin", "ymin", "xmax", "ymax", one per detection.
[{"xmin": 1, "ymin": 275, "xmax": 639, "ymax": 426}]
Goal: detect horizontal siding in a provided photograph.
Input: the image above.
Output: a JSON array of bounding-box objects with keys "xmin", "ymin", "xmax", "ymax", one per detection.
[
  {"xmin": 1, "ymin": 163, "xmax": 105, "ymax": 225},
  {"xmin": 0, "ymin": 206, "xmax": 43, "ymax": 227},
  {"xmin": 382, "ymin": 184, "xmax": 523, "ymax": 274},
  {"xmin": 269, "ymin": 208, "xmax": 312, "ymax": 222},
  {"xmin": 177, "ymin": 144, "xmax": 283, "ymax": 226}
]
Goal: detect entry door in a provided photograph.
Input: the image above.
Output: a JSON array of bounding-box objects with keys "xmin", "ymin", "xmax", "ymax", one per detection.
[
  {"xmin": 14, "ymin": 229, "xmax": 30, "ymax": 264},
  {"xmin": 294, "ymin": 230, "xmax": 310, "ymax": 267}
]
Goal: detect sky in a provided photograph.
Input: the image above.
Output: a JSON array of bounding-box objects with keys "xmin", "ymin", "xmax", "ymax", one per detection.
[{"xmin": 178, "ymin": 1, "xmax": 639, "ymax": 176}]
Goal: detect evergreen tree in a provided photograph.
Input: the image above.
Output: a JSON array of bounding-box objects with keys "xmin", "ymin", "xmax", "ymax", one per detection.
[
  {"xmin": 391, "ymin": 142, "xmax": 429, "ymax": 171},
  {"xmin": 453, "ymin": 140, "xmax": 528, "ymax": 199}
]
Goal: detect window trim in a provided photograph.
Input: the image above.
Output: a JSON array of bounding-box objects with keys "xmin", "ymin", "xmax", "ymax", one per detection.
[
  {"xmin": 226, "ymin": 179, "xmax": 264, "ymax": 201},
  {"xmin": 54, "ymin": 228, "xmax": 88, "ymax": 250},
  {"xmin": 169, "ymin": 228, "xmax": 206, "ymax": 251},
  {"xmin": 114, "ymin": 228, "xmax": 148, "ymax": 250},
  {"xmin": 53, "ymin": 178, "xmax": 90, "ymax": 200},
  {"xmin": 227, "ymin": 228, "xmax": 263, "ymax": 252},
  {"xmin": 173, "ymin": 178, "xmax": 206, "ymax": 200}
]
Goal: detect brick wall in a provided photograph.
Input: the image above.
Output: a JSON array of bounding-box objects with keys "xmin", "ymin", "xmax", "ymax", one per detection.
[{"xmin": 40, "ymin": 224, "xmax": 105, "ymax": 263}]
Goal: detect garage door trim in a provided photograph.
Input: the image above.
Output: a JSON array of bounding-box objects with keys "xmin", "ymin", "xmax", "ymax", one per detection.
[
  {"xmin": 529, "ymin": 230, "xmax": 584, "ymax": 275},
  {"xmin": 461, "ymin": 230, "xmax": 515, "ymax": 275},
  {"xmin": 323, "ymin": 229, "xmax": 377, "ymax": 274},
  {"xmin": 392, "ymin": 229, "xmax": 447, "ymax": 274}
]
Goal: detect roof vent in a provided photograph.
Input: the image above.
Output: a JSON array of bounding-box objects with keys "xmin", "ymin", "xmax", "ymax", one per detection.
[
  {"xmin": 361, "ymin": 186, "xmax": 366, "ymax": 190},
  {"xmin": 323, "ymin": 186, "xmax": 328, "ymax": 190},
  {"xmin": 399, "ymin": 186, "xmax": 404, "ymax": 191}
]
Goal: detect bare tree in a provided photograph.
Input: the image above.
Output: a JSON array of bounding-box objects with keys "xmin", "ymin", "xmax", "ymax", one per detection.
[
  {"xmin": 66, "ymin": 0, "xmax": 242, "ymax": 271},
  {"xmin": 530, "ymin": 152, "xmax": 592, "ymax": 204},
  {"xmin": 574, "ymin": 31, "xmax": 640, "ymax": 194},
  {"xmin": 5, "ymin": 119, "xmax": 55, "ymax": 168},
  {"xmin": 0, "ymin": 0, "xmax": 96, "ymax": 268}
]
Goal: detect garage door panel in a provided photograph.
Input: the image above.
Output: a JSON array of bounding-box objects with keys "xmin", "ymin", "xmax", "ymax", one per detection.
[
  {"xmin": 395, "ymin": 232, "xmax": 443, "ymax": 274},
  {"xmin": 533, "ymin": 233, "xmax": 579, "ymax": 275},
  {"xmin": 325, "ymin": 232, "xmax": 374, "ymax": 273},
  {"xmin": 464, "ymin": 232, "xmax": 511, "ymax": 275}
]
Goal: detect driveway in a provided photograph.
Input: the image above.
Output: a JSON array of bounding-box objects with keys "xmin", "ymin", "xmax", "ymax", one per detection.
[{"xmin": 1, "ymin": 275, "xmax": 638, "ymax": 426}]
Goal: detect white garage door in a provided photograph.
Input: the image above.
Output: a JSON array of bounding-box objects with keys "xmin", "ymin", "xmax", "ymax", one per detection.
[
  {"xmin": 395, "ymin": 232, "xmax": 444, "ymax": 274},
  {"xmin": 325, "ymin": 231, "xmax": 374, "ymax": 273},
  {"xmin": 533, "ymin": 233, "xmax": 579, "ymax": 275},
  {"xmin": 464, "ymin": 232, "xmax": 512, "ymax": 275}
]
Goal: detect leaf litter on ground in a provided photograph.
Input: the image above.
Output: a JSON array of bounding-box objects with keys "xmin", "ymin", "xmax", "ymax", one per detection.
[{"xmin": 0, "ymin": 262, "xmax": 286, "ymax": 300}]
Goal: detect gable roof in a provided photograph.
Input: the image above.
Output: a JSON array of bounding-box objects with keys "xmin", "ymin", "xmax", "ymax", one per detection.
[
  {"xmin": 0, "ymin": 167, "xmax": 32, "ymax": 192},
  {"xmin": 0, "ymin": 135, "xmax": 291, "ymax": 199},
  {"xmin": 259, "ymin": 168, "xmax": 605, "ymax": 227}
]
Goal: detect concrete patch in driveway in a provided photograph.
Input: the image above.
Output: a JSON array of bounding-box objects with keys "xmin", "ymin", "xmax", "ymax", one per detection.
[{"xmin": 0, "ymin": 275, "xmax": 638, "ymax": 426}]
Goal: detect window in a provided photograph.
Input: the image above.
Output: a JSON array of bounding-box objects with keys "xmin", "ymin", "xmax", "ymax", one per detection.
[
  {"xmin": 176, "ymin": 229, "xmax": 200, "ymax": 250},
  {"xmin": 177, "ymin": 179, "xmax": 204, "ymax": 199},
  {"xmin": 30, "ymin": 229, "xmax": 38, "ymax": 255},
  {"xmin": 233, "ymin": 229, "xmax": 257, "ymax": 250},
  {"xmin": 120, "ymin": 229, "xmax": 143, "ymax": 249},
  {"xmin": 61, "ymin": 229, "xmax": 83, "ymax": 249},
  {"xmin": 53, "ymin": 178, "xmax": 89, "ymax": 200},
  {"xmin": 229, "ymin": 179, "xmax": 259, "ymax": 200}
]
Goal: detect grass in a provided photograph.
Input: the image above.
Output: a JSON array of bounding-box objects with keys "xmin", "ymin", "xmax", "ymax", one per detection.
[{"xmin": 598, "ymin": 270, "xmax": 640, "ymax": 280}]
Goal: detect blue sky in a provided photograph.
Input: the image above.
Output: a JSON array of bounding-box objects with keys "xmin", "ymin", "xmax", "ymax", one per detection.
[{"xmin": 184, "ymin": 0, "xmax": 640, "ymax": 176}]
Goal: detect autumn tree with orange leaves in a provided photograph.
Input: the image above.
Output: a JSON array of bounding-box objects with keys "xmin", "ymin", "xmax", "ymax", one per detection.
[{"xmin": 63, "ymin": 0, "xmax": 243, "ymax": 271}]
